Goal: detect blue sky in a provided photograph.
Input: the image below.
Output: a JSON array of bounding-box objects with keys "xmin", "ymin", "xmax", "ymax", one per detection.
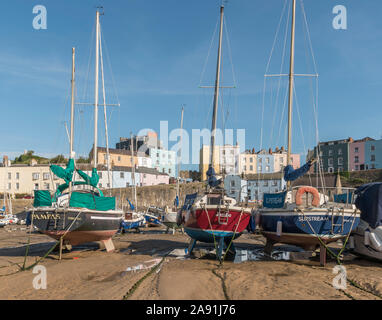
[{"xmin": 1, "ymin": 0, "xmax": 382, "ymax": 170}]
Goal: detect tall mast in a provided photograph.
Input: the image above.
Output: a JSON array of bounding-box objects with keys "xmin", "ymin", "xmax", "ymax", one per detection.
[
  {"xmin": 93, "ymin": 10, "xmax": 100, "ymax": 169},
  {"xmin": 99, "ymin": 28, "xmax": 112, "ymax": 190},
  {"xmin": 287, "ymin": 0, "xmax": 296, "ymax": 188},
  {"xmin": 209, "ymin": 5, "xmax": 224, "ymax": 172},
  {"xmin": 69, "ymin": 47, "xmax": 75, "ymax": 195},
  {"xmin": 70, "ymin": 47, "xmax": 75, "ymax": 158},
  {"xmin": 130, "ymin": 133, "xmax": 137, "ymax": 210},
  {"xmin": 176, "ymin": 105, "xmax": 184, "ymax": 202}
]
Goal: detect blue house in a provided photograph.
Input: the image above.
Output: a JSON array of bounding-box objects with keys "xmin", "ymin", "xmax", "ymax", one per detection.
[{"xmin": 364, "ymin": 139, "xmax": 382, "ymax": 170}]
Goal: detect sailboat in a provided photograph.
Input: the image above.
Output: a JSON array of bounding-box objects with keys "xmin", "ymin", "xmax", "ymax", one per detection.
[
  {"xmin": 161, "ymin": 105, "xmax": 184, "ymax": 234},
  {"xmin": 121, "ymin": 133, "xmax": 146, "ymax": 232},
  {"xmin": 257, "ymin": 0, "xmax": 360, "ymax": 263},
  {"xmin": 27, "ymin": 10, "xmax": 123, "ymax": 252},
  {"xmin": 177, "ymin": 5, "xmax": 252, "ymax": 261}
]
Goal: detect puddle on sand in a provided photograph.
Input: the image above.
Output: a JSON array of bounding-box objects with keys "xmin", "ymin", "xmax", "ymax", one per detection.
[{"xmin": 233, "ymin": 248, "xmax": 313, "ymax": 263}]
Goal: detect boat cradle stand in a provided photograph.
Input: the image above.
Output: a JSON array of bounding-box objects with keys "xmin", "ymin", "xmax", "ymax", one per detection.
[{"xmin": 185, "ymin": 237, "xmax": 236, "ymax": 262}]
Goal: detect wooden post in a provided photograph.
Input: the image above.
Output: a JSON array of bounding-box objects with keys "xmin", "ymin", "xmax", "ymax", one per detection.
[{"xmin": 320, "ymin": 243, "xmax": 326, "ymax": 266}]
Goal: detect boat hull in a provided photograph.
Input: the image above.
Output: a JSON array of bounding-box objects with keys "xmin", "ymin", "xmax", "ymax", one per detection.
[
  {"xmin": 121, "ymin": 217, "xmax": 145, "ymax": 231},
  {"xmin": 144, "ymin": 213, "xmax": 161, "ymax": 226},
  {"xmin": 183, "ymin": 206, "xmax": 251, "ymax": 243},
  {"xmin": 28, "ymin": 208, "xmax": 123, "ymax": 246},
  {"xmin": 259, "ymin": 209, "xmax": 360, "ymax": 250}
]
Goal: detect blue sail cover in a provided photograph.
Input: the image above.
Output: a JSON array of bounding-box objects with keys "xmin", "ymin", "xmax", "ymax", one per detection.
[
  {"xmin": 174, "ymin": 195, "xmax": 179, "ymax": 207},
  {"xmin": 126, "ymin": 198, "xmax": 135, "ymax": 210},
  {"xmin": 355, "ymin": 183, "xmax": 382, "ymax": 229},
  {"xmin": 206, "ymin": 166, "xmax": 222, "ymax": 187},
  {"xmin": 283, "ymin": 161, "xmax": 313, "ymax": 182}
]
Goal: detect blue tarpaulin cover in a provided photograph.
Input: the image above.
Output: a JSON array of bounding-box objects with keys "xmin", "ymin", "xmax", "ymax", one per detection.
[
  {"xmin": 174, "ymin": 195, "xmax": 179, "ymax": 207},
  {"xmin": 334, "ymin": 192, "xmax": 353, "ymax": 204},
  {"xmin": 263, "ymin": 191, "xmax": 287, "ymax": 208},
  {"xmin": 206, "ymin": 166, "xmax": 222, "ymax": 187},
  {"xmin": 182, "ymin": 193, "xmax": 197, "ymax": 211},
  {"xmin": 355, "ymin": 183, "xmax": 382, "ymax": 229},
  {"xmin": 283, "ymin": 161, "xmax": 313, "ymax": 182}
]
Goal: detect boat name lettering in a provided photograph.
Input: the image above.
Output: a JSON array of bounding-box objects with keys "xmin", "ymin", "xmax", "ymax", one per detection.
[
  {"xmin": 298, "ymin": 216, "xmax": 329, "ymax": 222},
  {"xmin": 32, "ymin": 213, "xmax": 60, "ymax": 220}
]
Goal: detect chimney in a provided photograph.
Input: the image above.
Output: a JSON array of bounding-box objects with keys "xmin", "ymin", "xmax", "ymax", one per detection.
[
  {"xmin": 348, "ymin": 137, "xmax": 354, "ymax": 143},
  {"xmin": 268, "ymin": 148, "xmax": 272, "ymax": 155},
  {"xmin": 3, "ymin": 155, "xmax": 9, "ymax": 167},
  {"xmin": 281, "ymin": 146, "xmax": 285, "ymax": 152},
  {"xmin": 275, "ymin": 147, "xmax": 279, "ymax": 152},
  {"xmin": 251, "ymin": 148, "xmax": 255, "ymax": 154}
]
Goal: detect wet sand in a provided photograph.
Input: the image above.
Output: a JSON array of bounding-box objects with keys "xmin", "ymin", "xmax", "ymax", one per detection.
[{"xmin": 0, "ymin": 225, "xmax": 381, "ymax": 300}]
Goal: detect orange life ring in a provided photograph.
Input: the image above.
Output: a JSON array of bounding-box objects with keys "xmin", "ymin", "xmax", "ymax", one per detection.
[{"xmin": 295, "ymin": 186, "xmax": 320, "ymax": 207}]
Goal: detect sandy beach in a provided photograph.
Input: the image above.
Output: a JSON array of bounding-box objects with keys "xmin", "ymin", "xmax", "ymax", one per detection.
[{"xmin": 0, "ymin": 224, "xmax": 381, "ymax": 300}]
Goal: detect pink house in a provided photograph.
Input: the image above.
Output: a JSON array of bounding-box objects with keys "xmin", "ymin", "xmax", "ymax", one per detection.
[
  {"xmin": 289, "ymin": 153, "xmax": 301, "ymax": 170},
  {"xmin": 139, "ymin": 167, "xmax": 169, "ymax": 186},
  {"xmin": 349, "ymin": 137, "xmax": 374, "ymax": 171}
]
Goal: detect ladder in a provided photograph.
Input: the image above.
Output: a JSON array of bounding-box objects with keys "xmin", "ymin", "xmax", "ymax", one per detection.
[
  {"xmin": 217, "ymin": 205, "xmax": 230, "ymax": 225},
  {"xmin": 330, "ymin": 207, "xmax": 345, "ymax": 234}
]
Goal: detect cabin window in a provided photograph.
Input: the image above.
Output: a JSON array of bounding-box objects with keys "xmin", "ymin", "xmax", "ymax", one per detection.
[{"xmin": 207, "ymin": 195, "xmax": 222, "ymax": 205}]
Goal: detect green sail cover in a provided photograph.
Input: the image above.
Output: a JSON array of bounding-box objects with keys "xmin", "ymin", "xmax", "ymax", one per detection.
[
  {"xmin": 76, "ymin": 168, "xmax": 99, "ymax": 188},
  {"xmin": 33, "ymin": 190, "xmax": 52, "ymax": 207},
  {"xmin": 50, "ymin": 158, "xmax": 75, "ymax": 184},
  {"xmin": 69, "ymin": 192, "xmax": 115, "ymax": 211}
]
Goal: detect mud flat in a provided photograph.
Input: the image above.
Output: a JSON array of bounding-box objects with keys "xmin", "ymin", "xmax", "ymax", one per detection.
[{"xmin": 0, "ymin": 225, "xmax": 381, "ymax": 300}]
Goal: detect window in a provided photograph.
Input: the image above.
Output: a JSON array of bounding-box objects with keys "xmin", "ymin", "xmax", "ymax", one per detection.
[
  {"xmin": 371, "ymin": 155, "xmax": 376, "ymax": 162},
  {"xmin": 34, "ymin": 183, "xmax": 39, "ymax": 190},
  {"xmin": 338, "ymin": 149, "xmax": 342, "ymax": 155},
  {"xmin": 338, "ymin": 157, "xmax": 343, "ymax": 165},
  {"xmin": 280, "ymin": 157, "xmax": 284, "ymax": 164},
  {"xmin": 126, "ymin": 182, "xmax": 130, "ymax": 187},
  {"xmin": 329, "ymin": 150, "xmax": 333, "ymax": 156},
  {"xmin": 258, "ymin": 166, "xmax": 262, "ymax": 172},
  {"xmin": 250, "ymin": 157, "xmax": 253, "ymax": 163},
  {"xmin": 8, "ymin": 173, "xmax": 11, "ymax": 179},
  {"xmin": 32, "ymin": 173, "xmax": 39, "ymax": 180},
  {"xmin": 355, "ymin": 165, "xmax": 359, "ymax": 170},
  {"xmin": 250, "ymin": 165, "xmax": 253, "ymax": 171},
  {"xmin": 162, "ymin": 168, "xmax": 165, "ymax": 173},
  {"xmin": 43, "ymin": 173, "xmax": 50, "ymax": 180},
  {"xmin": 371, "ymin": 145, "xmax": 375, "ymax": 151},
  {"xmin": 169, "ymin": 169, "xmax": 172, "ymax": 174},
  {"xmin": 16, "ymin": 172, "xmax": 19, "ymax": 179},
  {"xmin": 272, "ymin": 180, "xmax": 277, "ymax": 186},
  {"xmin": 328, "ymin": 158, "xmax": 333, "ymax": 166},
  {"xmin": 118, "ymin": 156, "xmax": 121, "ymax": 161},
  {"xmin": 371, "ymin": 164, "xmax": 375, "ymax": 169},
  {"xmin": 355, "ymin": 147, "xmax": 359, "ymax": 153},
  {"xmin": 8, "ymin": 183, "xmax": 11, "ymax": 190},
  {"xmin": 107, "ymin": 183, "xmax": 110, "ymax": 188},
  {"xmin": 230, "ymin": 180, "xmax": 235, "ymax": 187},
  {"xmin": 16, "ymin": 183, "xmax": 19, "ymax": 190},
  {"xmin": 243, "ymin": 165, "xmax": 246, "ymax": 171},
  {"xmin": 354, "ymin": 156, "xmax": 359, "ymax": 163},
  {"xmin": 120, "ymin": 172, "xmax": 124, "ymax": 178},
  {"xmin": 44, "ymin": 183, "xmax": 50, "ymax": 190},
  {"xmin": 266, "ymin": 158, "xmax": 270, "ymax": 164},
  {"xmin": 264, "ymin": 181, "xmax": 268, "ymax": 187},
  {"xmin": 266, "ymin": 166, "xmax": 270, "ymax": 172},
  {"xmin": 156, "ymin": 152, "xmax": 159, "ymax": 157}
]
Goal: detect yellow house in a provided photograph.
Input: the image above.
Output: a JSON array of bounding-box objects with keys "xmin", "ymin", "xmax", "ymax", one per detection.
[
  {"xmin": 89, "ymin": 146, "xmax": 139, "ymax": 168},
  {"xmin": 199, "ymin": 145, "xmax": 221, "ymax": 181}
]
